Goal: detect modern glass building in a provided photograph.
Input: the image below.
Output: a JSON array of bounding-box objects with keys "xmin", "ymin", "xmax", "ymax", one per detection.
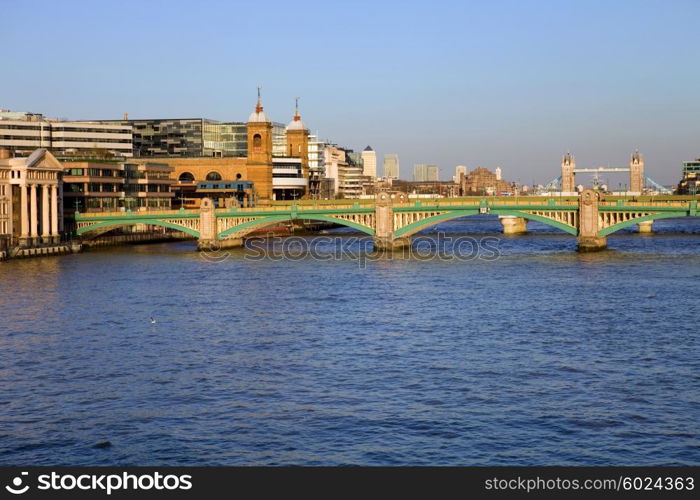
[{"xmin": 98, "ymin": 118, "xmax": 286, "ymax": 158}]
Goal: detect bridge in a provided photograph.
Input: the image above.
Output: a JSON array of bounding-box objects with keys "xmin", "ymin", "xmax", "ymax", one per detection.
[{"xmin": 74, "ymin": 190, "xmax": 699, "ymax": 252}]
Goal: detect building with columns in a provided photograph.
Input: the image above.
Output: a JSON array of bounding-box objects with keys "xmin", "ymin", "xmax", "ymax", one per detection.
[{"xmin": 0, "ymin": 148, "xmax": 63, "ymax": 248}]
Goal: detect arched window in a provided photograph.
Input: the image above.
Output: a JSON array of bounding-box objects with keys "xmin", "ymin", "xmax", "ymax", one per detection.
[
  {"xmin": 178, "ymin": 172, "xmax": 195, "ymax": 183},
  {"xmin": 253, "ymin": 134, "xmax": 262, "ymax": 152},
  {"xmin": 206, "ymin": 171, "xmax": 222, "ymax": 181}
]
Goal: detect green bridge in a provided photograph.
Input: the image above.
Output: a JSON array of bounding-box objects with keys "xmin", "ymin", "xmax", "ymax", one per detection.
[{"xmin": 75, "ymin": 190, "xmax": 699, "ymax": 252}]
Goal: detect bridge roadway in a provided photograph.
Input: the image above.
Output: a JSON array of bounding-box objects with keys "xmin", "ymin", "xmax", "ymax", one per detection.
[{"xmin": 75, "ymin": 190, "xmax": 699, "ymax": 252}]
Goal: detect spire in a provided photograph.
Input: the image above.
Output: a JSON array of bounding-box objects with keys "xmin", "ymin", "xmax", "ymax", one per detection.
[
  {"xmin": 256, "ymin": 85, "xmax": 263, "ymax": 113},
  {"xmin": 248, "ymin": 85, "xmax": 269, "ymax": 122},
  {"xmin": 286, "ymin": 96, "xmax": 306, "ymax": 130}
]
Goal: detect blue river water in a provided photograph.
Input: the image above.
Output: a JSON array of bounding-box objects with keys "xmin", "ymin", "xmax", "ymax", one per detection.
[{"xmin": 0, "ymin": 216, "xmax": 698, "ymax": 466}]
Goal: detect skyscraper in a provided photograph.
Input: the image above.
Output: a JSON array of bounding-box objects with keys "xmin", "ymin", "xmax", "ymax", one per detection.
[
  {"xmin": 413, "ymin": 163, "xmax": 438, "ymax": 182},
  {"xmin": 383, "ymin": 153, "xmax": 399, "ymax": 179},
  {"xmin": 453, "ymin": 165, "xmax": 467, "ymax": 183},
  {"xmin": 361, "ymin": 145, "xmax": 376, "ymax": 178},
  {"xmin": 427, "ymin": 165, "xmax": 439, "ymax": 181}
]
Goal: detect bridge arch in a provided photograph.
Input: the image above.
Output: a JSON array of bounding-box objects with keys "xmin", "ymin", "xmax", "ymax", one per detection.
[
  {"xmin": 494, "ymin": 210, "xmax": 578, "ymax": 236},
  {"xmin": 218, "ymin": 214, "xmax": 375, "ymax": 240},
  {"xmin": 393, "ymin": 209, "xmax": 578, "ymax": 237},
  {"xmin": 77, "ymin": 219, "xmax": 200, "ymax": 238},
  {"xmin": 394, "ymin": 210, "xmax": 479, "ymax": 238},
  {"xmin": 598, "ymin": 212, "xmax": 689, "ymax": 237}
]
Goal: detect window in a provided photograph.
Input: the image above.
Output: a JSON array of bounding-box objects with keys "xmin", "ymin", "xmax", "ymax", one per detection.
[
  {"xmin": 179, "ymin": 172, "xmax": 195, "ymax": 183},
  {"xmin": 206, "ymin": 171, "xmax": 222, "ymax": 181},
  {"xmin": 253, "ymin": 134, "xmax": 262, "ymax": 152}
]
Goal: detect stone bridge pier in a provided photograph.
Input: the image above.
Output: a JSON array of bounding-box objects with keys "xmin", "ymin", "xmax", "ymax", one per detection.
[
  {"xmin": 578, "ymin": 189, "xmax": 607, "ymax": 252},
  {"xmin": 196, "ymin": 198, "xmax": 243, "ymax": 251},
  {"xmin": 374, "ymin": 191, "xmax": 411, "ymax": 251},
  {"xmin": 499, "ymin": 216, "xmax": 527, "ymax": 234}
]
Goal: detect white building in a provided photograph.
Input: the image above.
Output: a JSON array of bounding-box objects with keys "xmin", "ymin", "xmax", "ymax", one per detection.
[
  {"xmin": 361, "ymin": 145, "xmax": 377, "ymax": 178},
  {"xmin": 0, "ymin": 110, "xmax": 132, "ymax": 158},
  {"xmin": 453, "ymin": 165, "xmax": 467, "ymax": 183},
  {"xmin": 0, "ymin": 148, "xmax": 63, "ymax": 248},
  {"xmin": 324, "ymin": 145, "xmax": 362, "ymax": 198}
]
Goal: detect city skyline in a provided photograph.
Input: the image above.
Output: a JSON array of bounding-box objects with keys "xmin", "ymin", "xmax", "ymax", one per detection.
[{"xmin": 2, "ymin": 0, "xmax": 699, "ymax": 184}]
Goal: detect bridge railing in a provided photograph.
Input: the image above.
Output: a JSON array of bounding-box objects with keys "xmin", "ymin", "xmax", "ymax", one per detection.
[
  {"xmin": 75, "ymin": 208, "xmax": 201, "ymax": 219},
  {"xmin": 598, "ymin": 200, "xmax": 690, "ymax": 208}
]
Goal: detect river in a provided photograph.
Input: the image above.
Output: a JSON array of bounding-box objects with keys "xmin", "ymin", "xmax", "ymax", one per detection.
[{"xmin": 1, "ymin": 216, "xmax": 698, "ymax": 465}]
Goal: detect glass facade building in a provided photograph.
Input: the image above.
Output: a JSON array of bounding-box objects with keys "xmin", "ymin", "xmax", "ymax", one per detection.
[{"xmin": 98, "ymin": 118, "xmax": 272, "ymax": 158}]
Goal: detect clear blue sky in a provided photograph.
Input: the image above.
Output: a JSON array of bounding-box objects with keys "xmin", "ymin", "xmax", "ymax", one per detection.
[{"xmin": 2, "ymin": 0, "xmax": 698, "ymax": 183}]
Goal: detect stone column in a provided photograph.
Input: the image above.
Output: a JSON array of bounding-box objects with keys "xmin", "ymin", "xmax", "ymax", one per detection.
[
  {"xmin": 50, "ymin": 184, "xmax": 59, "ymax": 242},
  {"xmin": 29, "ymin": 184, "xmax": 38, "ymax": 244},
  {"xmin": 638, "ymin": 220, "xmax": 653, "ymax": 233},
  {"xmin": 373, "ymin": 191, "xmax": 411, "ymax": 251},
  {"xmin": 20, "ymin": 184, "xmax": 30, "ymax": 245},
  {"xmin": 499, "ymin": 215, "xmax": 527, "ymax": 234},
  {"xmin": 41, "ymin": 184, "xmax": 50, "ymax": 243},
  {"xmin": 577, "ymin": 189, "xmax": 606, "ymax": 252}
]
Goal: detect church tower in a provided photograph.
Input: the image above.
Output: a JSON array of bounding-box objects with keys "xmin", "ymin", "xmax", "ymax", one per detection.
[
  {"xmin": 561, "ymin": 151, "xmax": 575, "ymax": 193},
  {"xmin": 285, "ymin": 98, "xmax": 309, "ymax": 185},
  {"xmin": 246, "ymin": 87, "xmax": 273, "ymax": 202},
  {"xmin": 629, "ymin": 150, "xmax": 644, "ymax": 194}
]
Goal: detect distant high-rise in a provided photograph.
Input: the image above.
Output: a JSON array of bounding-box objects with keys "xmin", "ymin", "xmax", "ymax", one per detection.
[
  {"xmin": 383, "ymin": 153, "xmax": 399, "ymax": 179},
  {"xmin": 495, "ymin": 167, "xmax": 502, "ymax": 180},
  {"xmin": 361, "ymin": 145, "xmax": 376, "ymax": 178},
  {"xmin": 413, "ymin": 163, "xmax": 438, "ymax": 182},
  {"xmin": 453, "ymin": 165, "xmax": 467, "ymax": 183}
]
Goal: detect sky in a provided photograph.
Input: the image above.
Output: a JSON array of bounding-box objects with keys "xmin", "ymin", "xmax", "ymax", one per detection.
[{"xmin": 1, "ymin": 0, "xmax": 699, "ymax": 184}]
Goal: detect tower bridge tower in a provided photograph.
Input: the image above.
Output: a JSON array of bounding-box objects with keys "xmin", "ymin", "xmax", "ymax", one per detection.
[
  {"xmin": 629, "ymin": 150, "xmax": 644, "ymax": 194},
  {"xmin": 561, "ymin": 151, "xmax": 575, "ymax": 193}
]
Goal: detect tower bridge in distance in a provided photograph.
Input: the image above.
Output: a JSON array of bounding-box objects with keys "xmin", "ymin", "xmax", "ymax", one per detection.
[
  {"xmin": 75, "ymin": 190, "xmax": 699, "ymax": 252},
  {"xmin": 545, "ymin": 150, "xmax": 672, "ymax": 195}
]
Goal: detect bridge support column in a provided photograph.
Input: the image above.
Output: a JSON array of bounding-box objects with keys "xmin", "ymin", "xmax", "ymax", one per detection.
[
  {"xmin": 374, "ymin": 235, "xmax": 412, "ymax": 251},
  {"xmin": 217, "ymin": 237, "xmax": 244, "ymax": 249},
  {"xmin": 373, "ymin": 191, "xmax": 411, "ymax": 252},
  {"xmin": 577, "ymin": 189, "xmax": 606, "ymax": 252},
  {"xmin": 499, "ymin": 216, "xmax": 527, "ymax": 235},
  {"xmin": 638, "ymin": 220, "xmax": 653, "ymax": 233},
  {"xmin": 197, "ymin": 198, "xmax": 218, "ymax": 251}
]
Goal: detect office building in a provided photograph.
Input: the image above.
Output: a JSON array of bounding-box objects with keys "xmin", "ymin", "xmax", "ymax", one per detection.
[
  {"xmin": 0, "ymin": 110, "xmax": 132, "ymax": 158},
  {"xmin": 677, "ymin": 158, "xmax": 700, "ymax": 195},
  {"xmin": 383, "ymin": 153, "xmax": 399, "ymax": 179},
  {"xmin": 324, "ymin": 146, "xmax": 363, "ymax": 198},
  {"xmin": 62, "ymin": 161, "xmax": 174, "ymax": 214},
  {"xmin": 453, "ymin": 165, "xmax": 467, "ymax": 183},
  {"xmin": 361, "ymin": 146, "xmax": 377, "ymax": 178},
  {"xmin": 413, "ymin": 163, "xmax": 438, "ymax": 182}
]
